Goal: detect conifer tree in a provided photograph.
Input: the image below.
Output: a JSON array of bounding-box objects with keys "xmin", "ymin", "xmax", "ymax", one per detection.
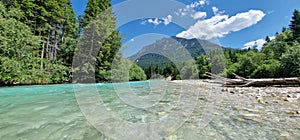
[
  {"xmin": 79, "ymin": 0, "xmax": 122, "ymax": 81},
  {"xmin": 290, "ymin": 9, "xmax": 300, "ymax": 40}
]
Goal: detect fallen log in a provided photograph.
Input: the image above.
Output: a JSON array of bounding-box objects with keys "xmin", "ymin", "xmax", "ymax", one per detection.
[
  {"xmin": 225, "ymin": 78, "xmax": 300, "ymax": 87},
  {"xmin": 205, "ymin": 72, "xmax": 300, "ymax": 87}
]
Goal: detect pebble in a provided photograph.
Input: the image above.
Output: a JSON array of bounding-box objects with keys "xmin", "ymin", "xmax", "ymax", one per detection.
[
  {"xmin": 156, "ymin": 112, "xmax": 167, "ymax": 116},
  {"xmin": 280, "ymin": 131, "xmax": 290, "ymax": 139},
  {"xmin": 256, "ymin": 96, "xmax": 266, "ymax": 104},
  {"xmin": 282, "ymin": 97, "xmax": 289, "ymax": 102},
  {"xmin": 240, "ymin": 114, "xmax": 261, "ymax": 118},
  {"xmin": 164, "ymin": 134, "xmax": 178, "ymax": 140}
]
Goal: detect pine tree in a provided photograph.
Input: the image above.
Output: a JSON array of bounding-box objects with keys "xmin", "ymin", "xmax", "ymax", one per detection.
[
  {"xmin": 265, "ymin": 36, "xmax": 271, "ymax": 43},
  {"xmin": 289, "ymin": 9, "xmax": 300, "ymax": 40},
  {"xmin": 78, "ymin": 0, "xmax": 122, "ymax": 81},
  {"xmin": 57, "ymin": 0, "xmax": 79, "ymax": 67}
]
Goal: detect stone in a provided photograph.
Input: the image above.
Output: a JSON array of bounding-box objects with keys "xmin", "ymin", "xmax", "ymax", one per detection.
[
  {"xmin": 240, "ymin": 114, "xmax": 261, "ymax": 118},
  {"xmin": 280, "ymin": 131, "xmax": 290, "ymax": 139},
  {"xmin": 286, "ymin": 111, "xmax": 297, "ymax": 115},
  {"xmin": 256, "ymin": 96, "xmax": 266, "ymax": 104},
  {"xmin": 282, "ymin": 97, "xmax": 289, "ymax": 102},
  {"xmin": 156, "ymin": 112, "xmax": 167, "ymax": 116},
  {"xmin": 164, "ymin": 134, "xmax": 178, "ymax": 140}
]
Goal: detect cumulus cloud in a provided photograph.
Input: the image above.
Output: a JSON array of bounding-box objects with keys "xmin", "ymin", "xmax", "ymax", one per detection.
[
  {"xmin": 142, "ymin": 15, "xmax": 173, "ymax": 26},
  {"xmin": 162, "ymin": 15, "xmax": 173, "ymax": 25},
  {"xmin": 147, "ymin": 18, "xmax": 160, "ymax": 26},
  {"xmin": 175, "ymin": 7, "xmax": 191, "ymax": 17},
  {"xmin": 175, "ymin": 0, "xmax": 209, "ymax": 17},
  {"xmin": 243, "ymin": 36, "xmax": 275, "ymax": 50},
  {"xmin": 212, "ymin": 6, "xmax": 218, "ymax": 15},
  {"xmin": 191, "ymin": 0, "xmax": 209, "ymax": 8},
  {"xmin": 176, "ymin": 10, "xmax": 266, "ymax": 39},
  {"xmin": 191, "ymin": 11, "xmax": 207, "ymax": 19}
]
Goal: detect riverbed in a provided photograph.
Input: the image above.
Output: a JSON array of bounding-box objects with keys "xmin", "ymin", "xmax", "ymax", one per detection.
[{"xmin": 0, "ymin": 80, "xmax": 299, "ymax": 139}]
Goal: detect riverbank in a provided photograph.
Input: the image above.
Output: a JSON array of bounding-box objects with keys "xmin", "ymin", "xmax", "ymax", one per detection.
[
  {"xmin": 168, "ymin": 79, "xmax": 300, "ymax": 139},
  {"xmin": 172, "ymin": 79, "xmax": 300, "ymax": 104}
]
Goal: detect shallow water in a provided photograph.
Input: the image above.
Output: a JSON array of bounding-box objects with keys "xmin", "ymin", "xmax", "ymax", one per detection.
[{"xmin": 0, "ymin": 81, "xmax": 300, "ymax": 140}]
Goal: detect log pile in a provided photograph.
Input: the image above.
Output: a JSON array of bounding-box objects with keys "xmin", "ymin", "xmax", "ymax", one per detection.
[{"xmin": 205, "ymin": 72, "xmax": 300, "ymax": 87}]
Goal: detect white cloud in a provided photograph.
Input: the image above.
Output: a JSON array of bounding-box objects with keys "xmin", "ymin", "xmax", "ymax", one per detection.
[
  {"xmin": 175, "ymin": 7, "xmax": 191, "ymax": 17},
  {"xmin": 148, "ymin": 18, "xmax": 161, "ymax": 26},
  {"xmin": 212, "ymin": 6, "xmax": 225, "ymax": 15},
  {"xmin": 176, "ymin": 10, "xmax": 266, "ymax": 39},
  {"xmin": 212, "ymin": 6, "xmax": 218, "ymax": 15},
  {"xmin": 142, "ymin": 15, "xmax": 172, "ymax": 26},
  {"xmin": 162, "ymin": 15, "xmax": 173, "ymax": 25},
  {"xmin": 191, "ymin": 0, "xmax": 208, "ymax": 8},
  {"xmin": 243, "ymin": 36, "xmax": 275, "ymax": 50},
  {"xmin": 140, "ymin": 20, "xmax": 147, "ymax": 25},
  {"xmin": 191, "ymin": 11, "xmax": 207, "ymax": 19},
  {"xmin": 199, "ymin": 0, "xmax": 207, "ymax": 5},
  {"xmin": 175, "ymin": 0, "xmax": 209, "ymax": 17}
]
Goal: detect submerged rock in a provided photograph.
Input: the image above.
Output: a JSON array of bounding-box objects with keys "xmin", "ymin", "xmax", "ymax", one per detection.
[
  {"xmin": 256, "ymin": 96, "xmax": 266, "ymax": 104},
  {"xmin": 164, "ymin": 134, "xmax": 178, "ymax": 140}
]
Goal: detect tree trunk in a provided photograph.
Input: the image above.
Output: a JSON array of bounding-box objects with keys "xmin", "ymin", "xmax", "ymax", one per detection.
[
  {"xmin": 205, "ymin": 72, "xmax": 300, "ymax": 87},
  {"xmin": 225, "ymin": 78, "xmax": 300, "ymax": 87},
  {"xmin": 41, "ymin": 41, "xmax": 45, "ymax": 69}
]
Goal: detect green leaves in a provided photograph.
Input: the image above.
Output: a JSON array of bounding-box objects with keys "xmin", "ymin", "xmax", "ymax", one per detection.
[
  {"xmin": 0, "ymin": 1, "xmax": 78, "ymax": 85},
  {"xmin": 290, "ymin": 9, "xmax": 300, "ymax": 40},
  {"xmin": 78, "ymin": 0, "xmax": 122, "ymax": 82},
  {"xmin": 110, "ymin": 56, "xmax": 146, "ymax": 82},
  {"xmin": 280, "ymin": 43, "xmax": 300, "ymax": 77}
]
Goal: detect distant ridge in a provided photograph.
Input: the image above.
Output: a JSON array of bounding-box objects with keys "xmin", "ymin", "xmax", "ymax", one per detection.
[{"xmin": 128, "ymin": 36, "xmax": 224, "ymax": 67}]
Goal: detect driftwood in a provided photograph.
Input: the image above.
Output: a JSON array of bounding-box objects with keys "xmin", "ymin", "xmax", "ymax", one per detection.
[{"xmin": 205, "ymin": 72, "xmax": 300, "ymax": 87}]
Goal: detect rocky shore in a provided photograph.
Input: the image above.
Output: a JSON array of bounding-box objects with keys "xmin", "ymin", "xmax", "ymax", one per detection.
[
  {"xmin": 169, "ymin": 80, "xmax": 300, "ymax": 139},
  {"xmin": 172, "ymin": 79, "xmax": 300, "ymax": 104}
]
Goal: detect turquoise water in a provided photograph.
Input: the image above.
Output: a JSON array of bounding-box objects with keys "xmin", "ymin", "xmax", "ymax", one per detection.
[{"xmin": 1, "ymin": 81, "xmax": 300, "ymax": 140}]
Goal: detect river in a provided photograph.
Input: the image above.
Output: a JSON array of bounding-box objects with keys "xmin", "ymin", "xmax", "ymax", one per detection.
[{"xmin": 0, "ymin": 80, "xmax": 299, "ymax": 139}]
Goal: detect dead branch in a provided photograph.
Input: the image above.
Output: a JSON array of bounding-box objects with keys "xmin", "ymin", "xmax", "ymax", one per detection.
[{"xmin": 204, "ymin": 72, "xmax": 300, "ymax": 87}]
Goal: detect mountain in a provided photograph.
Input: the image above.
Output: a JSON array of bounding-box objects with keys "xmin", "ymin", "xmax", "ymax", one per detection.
[{"xmin": 128, "ymin": 36, "xmax": 224, "ymax": 67}]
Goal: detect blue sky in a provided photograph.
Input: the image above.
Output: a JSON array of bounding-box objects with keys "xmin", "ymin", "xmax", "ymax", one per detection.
[{"xmin": 71, "ymin": 0, "xmax": 300, "ymax": 57}]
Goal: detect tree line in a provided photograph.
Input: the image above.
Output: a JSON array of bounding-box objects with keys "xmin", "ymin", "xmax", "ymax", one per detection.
[{"xmin": 0, "ymin": 0, "xmax": 146, "ymax": 85}]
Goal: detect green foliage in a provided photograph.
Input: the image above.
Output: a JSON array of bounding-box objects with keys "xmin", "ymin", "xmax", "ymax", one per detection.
[
  {"xmin": 231, "ymin": 54, "xmax": 256, "ymax": 78},
  {"xmin": 226, "ymin": 28, "xmax": 299, "ymax": 78},
  {"xmin": 142, "ymin": 64, "xmax": 180, "ymax": 80},
  {"xmin": 111, "ymin": 55, "xmax": 146, "ymax": 82},
  {"xmin": 129, "ymin": 63, "xmax": 147, "ymax": 81},
  {"xmin": 251, "ymin": 59, "xmax": 281, "ymax": 78},
  {"xmin": 0, "ymin": 1, "xmax": 78, "ymax": 85},
  {"xmin": 290, "ymin": 9, "xmax": 300, "ymax": 40},
  {"xmin": 195, "ymin": 55, "xmax": 210, "ymax": 77},
  {"xmin": 280, "ymin": 43, "xmax": 300, "ymax": 77},
  {"xmin": 207, "ymin": 51, "xmax": 226, "ymax": 75},
  {"xmin": 0, "ymin": 2, "xmax": 42, "ymax": 85},
  {"xmin": 78, "ymin": 0, "xmax": 122, "ymax": 82},
  {"xmin": 81, "ymin": 0, "xmax": 111, "ymax": 29},
  {"xmin": 262, "ymin": 30, "xmax": 292, "ymax": 59},
  {"xmin": 180, "ymin": 60, "xmax": 199, "ymax": 79}
]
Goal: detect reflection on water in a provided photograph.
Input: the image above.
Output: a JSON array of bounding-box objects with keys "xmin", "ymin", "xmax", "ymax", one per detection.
[{"xmin": 0, "ymin": 81, "xmax": 300, "ymax": 139}]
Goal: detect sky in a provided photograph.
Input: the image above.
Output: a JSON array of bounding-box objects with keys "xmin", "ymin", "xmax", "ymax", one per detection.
[{"xmin": 71, "ymin": 0, "xmax": 300, "ymax": 57}]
